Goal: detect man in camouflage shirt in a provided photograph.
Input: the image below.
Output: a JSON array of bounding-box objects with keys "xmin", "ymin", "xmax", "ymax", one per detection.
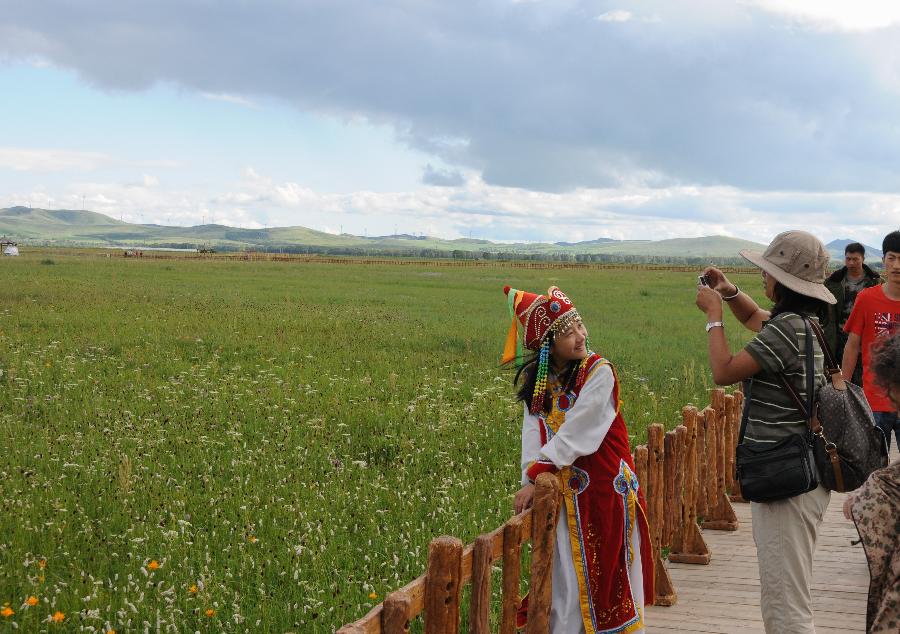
[{"xmin": 823, "ymin": 242, "xmax": 881, "ymax": 384}]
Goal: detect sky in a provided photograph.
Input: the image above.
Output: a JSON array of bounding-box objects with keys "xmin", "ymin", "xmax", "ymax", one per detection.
[{"xmin": 1, "ymin": 1, "xmax": 899, "ymax": 246}]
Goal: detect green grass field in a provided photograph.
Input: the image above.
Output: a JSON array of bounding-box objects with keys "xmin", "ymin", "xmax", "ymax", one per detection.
[{"xmin": 0, "ymin": 252, "xmax": 764, "ymax": 631}]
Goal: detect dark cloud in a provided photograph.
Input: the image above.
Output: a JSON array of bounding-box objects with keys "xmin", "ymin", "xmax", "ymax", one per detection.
[
  {"xmin": 421, "ymin": 164, "xmax": 464, "ymax": 187},
  {"xmin": 2, "ymin": 1, "xmax": 900, "ymax": 193}
]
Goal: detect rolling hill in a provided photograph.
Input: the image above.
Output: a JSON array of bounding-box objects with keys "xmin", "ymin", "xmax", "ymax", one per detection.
[{"xmin": 1, "ymin": 206, "xmax": 770, "ymax": 261}]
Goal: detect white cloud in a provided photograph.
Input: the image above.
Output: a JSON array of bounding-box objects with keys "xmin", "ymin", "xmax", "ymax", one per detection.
[
  {"xmin": 4, "ymin": 169, "xmax": 897, "ymax": 248},
  {"xmin": 596, "ymin": 10, "xmax": 632, "ymax": 23},
  {"xmin": 749, "ymin": 1, "xmax": 900, "ymax": 31},
  {"xmin": 0, "ymin": 147, "xmax": 183, "ymax": 173},
  {"xmin": 0, "ymin": 147, "xmax": 110, "ymax": 172},
  {"xmin": 200, "ymin": 92, "xmax": 258, "ymax": 108}
]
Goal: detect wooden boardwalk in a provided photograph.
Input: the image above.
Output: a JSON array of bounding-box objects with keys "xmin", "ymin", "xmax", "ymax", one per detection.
[{"xmin": 646, "ymin": 448, "xmax": 900, "ymax": 633}]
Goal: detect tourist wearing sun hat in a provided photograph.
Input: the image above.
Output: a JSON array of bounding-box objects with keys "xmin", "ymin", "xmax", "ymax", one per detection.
[
  {"xmin": 504, "ymin": 285, "xmax": 654, "ymax": 633},
  {"xmin": 694, "ymin": 230, "xmax": 835, "ymax": 634}
]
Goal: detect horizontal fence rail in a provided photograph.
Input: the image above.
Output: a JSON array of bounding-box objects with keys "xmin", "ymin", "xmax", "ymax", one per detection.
[
  {"xmin": 27, "ymin": 248, "xmax": 761, "ymax": 273},
  {"xmin": 337, "ymin": 388, "xmax": 745, "ymax": 632}
]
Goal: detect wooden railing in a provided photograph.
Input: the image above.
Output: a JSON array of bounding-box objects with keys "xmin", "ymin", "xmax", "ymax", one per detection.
[
  {"xmin": 337, "ymin": 474, "xmax": 562, "ymax": 634},
  {"xmin": 337, "ymin": 388, "xmax": 744, "ymax": 632}
]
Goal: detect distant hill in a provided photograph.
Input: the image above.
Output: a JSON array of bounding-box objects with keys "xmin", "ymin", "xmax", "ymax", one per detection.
[
  {"xmin": 1, "ymin": 206, "xmax": 768, "ymax": 263},
  {"xmin": 555, "ymin": 237, "xmax": 620, "ymax": 247},
  {"xmin": 826, "ymin": 239, "xmax": 883, "ymax": 260}
]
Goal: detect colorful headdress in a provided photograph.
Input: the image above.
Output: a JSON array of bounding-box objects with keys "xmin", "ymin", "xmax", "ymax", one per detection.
[{"xmin": 502, "ymin": 285, "xmax": 586, "ymax": 413}]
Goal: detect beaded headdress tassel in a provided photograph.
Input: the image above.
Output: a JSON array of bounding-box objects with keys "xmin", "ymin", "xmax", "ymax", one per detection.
[{"xmin": 531, "ymin": 338, "xmax": 551, "ymax": 414}]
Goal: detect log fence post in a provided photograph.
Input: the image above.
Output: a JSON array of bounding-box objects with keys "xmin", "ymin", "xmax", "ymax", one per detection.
[
  {"xmin": 730, "ymin": 390, "xmax": 746, "ymax": 503},
  {"xmin": 702, "ymin": 393, "xmax": 739, "ymax": 531},
  {"xmin": 469, "ymin": 534, "xmax": 493, "ymax": 634},
  {"xmin": 424, "ymin": 536, "xmax": 463, "ymax": 634},
  {"xmin": 670, "ymin": 425, "xmax": 691, "ymax": 551},
  {"xmin": 526, "ymin": 473, "xmax": 561, "ymax": 634},
  {"xmin": 647, "ymin": 424, "xmax": 664, "ymax": 548},
  {"xmin": 644, "ymin": 426, "xmax": 677, "ymax": 606},
  {"xmin": 695, "ymin": 409, "xmax": 709, "ymax": 520},
  {"xmin": 702, "ymin": 406, "xmax": 717, "ymax": 518},
  {"xmin": 500, "ymin": 517, "xmax": 522, "ymax": 634},
  {"xmin": 723, "ymin": 393, "xmax": 736, "ymax": 494},
  {"xmin": 663, "ymin": 431, "xmax": 677, "ymax": 549},
  {"xmin": 668, "ymin": 407, "xmax": 711, "ymax": 565},
  {"xmin": 382, "ymin": 591, "xmax": 412, "ymax": 634}
]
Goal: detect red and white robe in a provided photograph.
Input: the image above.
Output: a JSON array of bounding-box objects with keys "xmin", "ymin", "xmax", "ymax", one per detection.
[{"xmin": 522, "ymin": 354, "xmax": 655, "ymax": 633}]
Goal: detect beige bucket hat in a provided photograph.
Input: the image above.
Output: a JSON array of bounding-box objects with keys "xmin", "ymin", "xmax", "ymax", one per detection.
[{"xmin": 740, "ymin": 230, "xmax": 837, "ymax": 305}]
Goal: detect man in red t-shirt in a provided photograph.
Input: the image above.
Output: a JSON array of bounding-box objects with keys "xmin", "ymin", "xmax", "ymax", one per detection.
[{"xmin": 843, "ymin": 230, "xmax": 900, "ymax": 449}]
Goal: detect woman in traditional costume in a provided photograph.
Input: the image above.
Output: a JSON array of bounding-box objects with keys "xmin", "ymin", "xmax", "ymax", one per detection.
[{"xmin": 503, "ymin": 285, "xmax": 654, "ymax": 633}]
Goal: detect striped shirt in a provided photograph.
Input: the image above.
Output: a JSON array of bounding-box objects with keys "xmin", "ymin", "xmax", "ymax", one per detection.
[{"xmin": 742, "ymin": 312, "xmax": 826, "ymax": 446}]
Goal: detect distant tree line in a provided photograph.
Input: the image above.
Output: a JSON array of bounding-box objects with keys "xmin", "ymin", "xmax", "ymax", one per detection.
[{"xmin": 147, "ymin": 242, "xmax": 750, "ymax": 266}]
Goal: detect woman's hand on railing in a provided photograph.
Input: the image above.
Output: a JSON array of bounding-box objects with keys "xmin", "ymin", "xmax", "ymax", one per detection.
[{"xmin": 514, "ymin": 484, "xmax": 535, "ymax": 514}]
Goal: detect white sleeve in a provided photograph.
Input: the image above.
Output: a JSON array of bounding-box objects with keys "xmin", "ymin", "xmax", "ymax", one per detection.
[
  {"xmin": 539, "ymin": 364, "xmax": 616, "ymax": 468},
  {"xmin": 521, "ymin": 404, "xmax": 542, "ymax": 486}
]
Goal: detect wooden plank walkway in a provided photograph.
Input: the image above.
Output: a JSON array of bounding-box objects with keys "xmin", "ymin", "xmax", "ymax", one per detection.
[{"xmin": 646, "ymin": 448, "xmax": 899, "ymax": 633}]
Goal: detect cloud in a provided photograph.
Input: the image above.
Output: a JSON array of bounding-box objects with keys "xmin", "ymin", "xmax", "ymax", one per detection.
[
  {"xmin": 596, "ymin": 10, "xmax": 632, "ymax": 23},
  {"xmin": 748, "ymin": 1, "xmax": 900, "ymax": 31},
  {"xmin": 0, "ymin": 147, "xmax": 183, "ymax": 173},
  {"xmin": 421, "ymin": 164, "xmax": 465, "ymax": 187},
  {"xmin": 2, "ymin": 1, "xmax": 899, "ymax": 197},
  {"xmin": 5, "ymin": 168, "xmax": 897, "ymax": 248},
  {"xmin": 0, "ymin": 147, "xmax": 110, "ymax": 172},
  {"xmin": 200, "ymin": 92, "xmax": 258, "ymax": 108}
]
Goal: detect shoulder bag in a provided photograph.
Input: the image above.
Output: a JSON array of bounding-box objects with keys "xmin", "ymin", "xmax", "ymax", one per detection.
[
  {"xmin": 735, "ymin": 317, "xmax": 819, "ymax": 502},
  {"xmin": 778, "ymin": 318, "xmax": 888, "ymax": 492}
]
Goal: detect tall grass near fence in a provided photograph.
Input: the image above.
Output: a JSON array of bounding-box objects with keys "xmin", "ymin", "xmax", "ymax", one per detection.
[{"xmin": 0, "ymin": 253, "xmax": 763, "ymax": 631}]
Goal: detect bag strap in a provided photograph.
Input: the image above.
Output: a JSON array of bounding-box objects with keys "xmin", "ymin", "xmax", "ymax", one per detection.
[
  {"xmin": 778, "ymin": 316, "xmax": 846, "ymax": 490},
  {"xmin": 806, "ymin": 318, "xmax": 848, "ymax": 391},
  {"xmin": 777, "ymin": 316, "xmax": 816, "ymax": 440},
  {"xmin": 737, "ymin": 377, "xmax": 753, "ymax": 446}
]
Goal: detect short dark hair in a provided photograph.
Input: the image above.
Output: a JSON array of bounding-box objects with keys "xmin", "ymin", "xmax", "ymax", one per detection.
[
  {"xmin": 871, "ymin": 334, "xmax": 900, "ymax": 397},
  {"xmin": 844, "ymin": 242, "xmax": 865, "ymax": 256},
  {"xmin": 883, "ymin": 230, "xmax": 900, "ymax": 256},
  {"xmin": 770, "ymin": 282, "xmax": 829, "ymax": 322}
]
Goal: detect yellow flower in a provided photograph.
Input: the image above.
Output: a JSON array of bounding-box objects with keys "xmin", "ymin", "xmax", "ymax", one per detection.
[
  {"xmin": 368, "ymin": 591, "xmax": 377, "ymax": 600},
  {"xmin": 189, "ymin": 584, "xmax": 198, "ymax": 594},
  {"xmin": 26, "ymin": 596, "xmax": 39, "ymax": 607},
  {"xmin": 147, "ymin": 560, "xmax": 160, "ymax": 571},
  {"xmin": 38, "ymin": 559, "xmax": 47, "ymax": 570},
  {"xmin": 51, "ymin": 611, "xmax": 65, "ymax": 623},
  {"xmin": 247, "ymin": 535, "xmax": 258, "ymax": 543},
  {"xmin": 107, "ymin": 630, "xmax": 116, "ymax": 634},
  {"xmin": 1, "ymin": 606, "xmax": 13, "ymax": 618},
  {"xmin": 205, "ymin": 609, "xmax": 215, "ymax": 617}
]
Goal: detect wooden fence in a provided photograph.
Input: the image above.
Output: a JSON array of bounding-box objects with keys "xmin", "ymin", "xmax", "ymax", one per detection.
[
  {"xmin": 41, "ymin": 247, "xmax": 760, "ymax": 274},
  {"xmin": 337, "ymin": 387, "xmax": 745, "ymax": 633}
]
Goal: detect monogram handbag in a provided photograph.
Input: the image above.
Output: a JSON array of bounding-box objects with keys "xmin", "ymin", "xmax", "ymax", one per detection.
[{"xmin": 778, "ymin": 318, "xmax": 888, "ymax": 492}]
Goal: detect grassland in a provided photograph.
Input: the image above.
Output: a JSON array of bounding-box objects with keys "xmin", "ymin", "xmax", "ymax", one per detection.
[{"xmin": 0, "ymin": 251, "xmax": 765, "ymax": 631}]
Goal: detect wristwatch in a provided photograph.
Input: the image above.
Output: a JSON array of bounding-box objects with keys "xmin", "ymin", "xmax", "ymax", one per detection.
[{"xmin": 706, "ymin": 321, "xmax": 724, "ymax": 332}]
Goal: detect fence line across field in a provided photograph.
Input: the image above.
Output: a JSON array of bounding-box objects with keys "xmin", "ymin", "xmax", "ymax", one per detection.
[
  {"xmin": 336, "ymin": 387, "xmax": 744, "ymax": 633},
  {"xmin": 35, "ymin": 248, "xmax": 760, "ymax": 273}
]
